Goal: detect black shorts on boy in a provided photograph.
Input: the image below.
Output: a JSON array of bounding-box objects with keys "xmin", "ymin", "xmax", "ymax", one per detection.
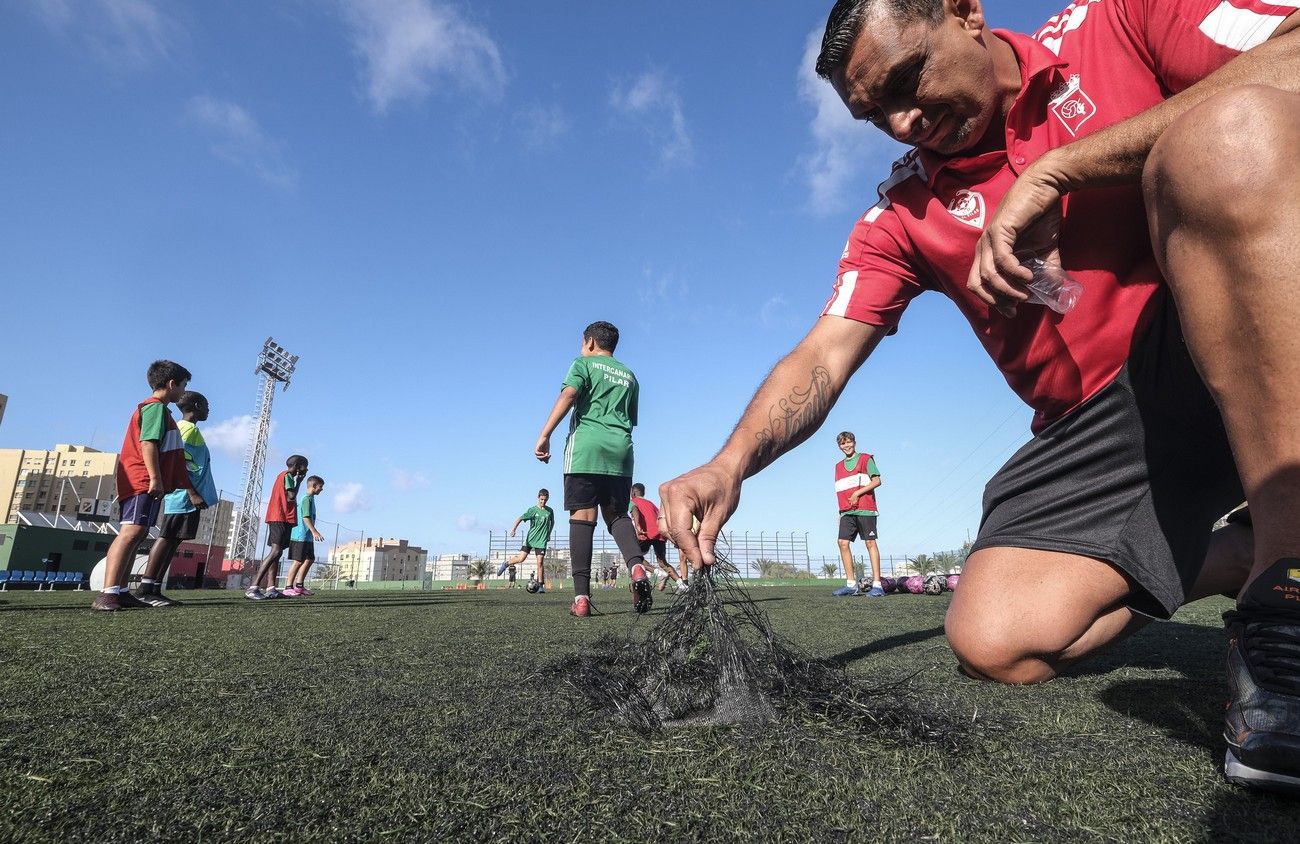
[
  {"xmin": 563, "ymin": 473, "xmax": 632, "ymax": 513},
  {"xmin": 838, "ymin": 514, "xmax": 878, "ymax": 542},
  {"xmin": 289, "ymin": 541, "xmax": 315, "ymax": 563},
  {"xmin": 160, "ymin": 511, "xmax": 201, "ymax": 541}
]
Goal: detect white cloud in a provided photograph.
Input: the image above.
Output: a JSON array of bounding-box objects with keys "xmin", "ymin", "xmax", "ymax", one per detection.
[
  {"xmin": 391, "ymin": 469, "xmax": 430, "ymax": 491},
  {"xmin": 203, "ymin": 415, "xmax": 268, "ymax": 458},
  {"xmin": 611, "ymin": 71, "xmax": 694, "ymax": 168},
  {"xmin": 186, "ymin": 96, "xmax": 298, "ymax": 188},
  {"xmin": 638, "ymin": 264, "xmax": 689, "ymax": 305},
  {"xmin": 456, "ymin": 514, "xmax": 479, "ymax": 531},
  {"xmin": 518, "ymin": 103, "xmax": 570, "ymax": 151},
  {"xmin": 337, "ymin": 0, "xmax": 506, "ymax": 113},
  {"xmin": 760, "ymin": 295, "xmax": 790, "ymax": 327},
  {"xmin": 333, "ymin": 482, "xmax": 372, "ymax": 514},
  {"xmin": 31, "ymin": 0, "xmax": 179, "ymax": 71},
  {"xmin": 796, "ymin": 26, "xmax": 904, "ymax": 215}
]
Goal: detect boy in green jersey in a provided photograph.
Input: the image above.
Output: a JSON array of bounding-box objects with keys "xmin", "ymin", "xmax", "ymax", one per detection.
[
  {"xmin": 503, "ymin": 489, "xmax": 555, "ymax": 592},
  {"xmin": 534, "ymin": 321, "xmax": 651, "ymax": 617}
]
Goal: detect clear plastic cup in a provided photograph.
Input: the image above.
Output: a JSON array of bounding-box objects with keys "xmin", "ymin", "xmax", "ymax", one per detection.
[{"xmin": 1015, "ymin": 255, "xmax": 1083, "ymax": 315}]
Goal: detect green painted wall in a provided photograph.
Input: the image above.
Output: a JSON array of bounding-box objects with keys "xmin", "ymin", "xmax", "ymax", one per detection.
[{"xmin": 0, "ymin": 525, "xmax": 112, "ymax": 574}]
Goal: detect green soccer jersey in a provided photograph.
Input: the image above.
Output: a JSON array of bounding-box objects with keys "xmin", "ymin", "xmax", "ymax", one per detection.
[
  {"xmin": 842, "ymin": 454, "xmax": 880, "ymax": 516},
  {"xmin": 519, "ymin": 505, "xmax": 555, "ymax": 549},
  {"xmin": 561, "ymin": 355, "xmax": 638, "ymax": 476}
]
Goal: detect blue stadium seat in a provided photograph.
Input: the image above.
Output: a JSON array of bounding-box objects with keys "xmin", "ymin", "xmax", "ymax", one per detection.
[
  {"xmin": 32, "ymin": 571, "xmax": 47, "ymax": 589},
  {"xmin": 70, "ymin": 572, "xmax": 86, "ymax": 591},
  {"xmin": 19, "ymin": 571, "xmax": 35, "ymax": 585}
]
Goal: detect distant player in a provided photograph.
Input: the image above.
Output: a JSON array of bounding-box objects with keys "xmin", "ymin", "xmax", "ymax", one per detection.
[
  {"xmin": 136, "ymin": 391, "xmax": 218, "ymax": 608},
  {"xmin": 631, "ymin": 483, "xmax": 680, "ymax": 592},
  {"xmin": 534, "ymin": 321, "xmax": 650, "ymax": 617},
  {"xmin": 93, "ymin": 360, "xmax": 201, "ymax": 611},
  {"xmin": 283, "ymin": 475, "xmax": 325, "ymax": 597},
  {"xmin": 833, "ymin": 431, "xmax": 884, "ymax": 597},
  {"xmin": 501, "ymin": 489, "xmax": 555, "ymax": 593},
  {"xmin": 246, "ymin": 455, "xmax": 309, "ymax": 601}
]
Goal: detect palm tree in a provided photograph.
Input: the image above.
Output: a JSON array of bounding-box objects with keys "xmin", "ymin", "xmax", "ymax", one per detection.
[
  {"xmin": 468, "ymin": 559, "xmax": 488, "ymax": 583},
  {"xmin": 544, "ymin": 558, "xmax": 569, "ymax": 584},
  {"xmin": 821, "ymin": 562, "xmax": 838, "ymax": 579}
]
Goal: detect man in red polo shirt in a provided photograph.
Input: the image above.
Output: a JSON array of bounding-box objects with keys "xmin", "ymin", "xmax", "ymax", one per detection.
[{"xmin": 660, "ymin": 0, "xmax": 1300, "ymax": 793}]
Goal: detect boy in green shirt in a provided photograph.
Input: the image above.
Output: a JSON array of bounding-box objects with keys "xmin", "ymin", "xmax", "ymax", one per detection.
[
  {"xmin": 503, "ymin": 488, "xmax": 555, "ymax": 592},
  {"xmin": 534, "ymin": 321, "xmax": 650, "ymax": 617}
]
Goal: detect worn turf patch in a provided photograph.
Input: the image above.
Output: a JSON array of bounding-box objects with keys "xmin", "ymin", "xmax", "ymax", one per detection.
[{"xmin": 554, "ymin": 558, "xmax": 969, "ymax": 746}]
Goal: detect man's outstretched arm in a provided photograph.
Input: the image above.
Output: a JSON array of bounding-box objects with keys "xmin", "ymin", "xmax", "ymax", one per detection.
[{"xmin": 659, "ymin": 316, "xmax": 888, "ymax": 567}]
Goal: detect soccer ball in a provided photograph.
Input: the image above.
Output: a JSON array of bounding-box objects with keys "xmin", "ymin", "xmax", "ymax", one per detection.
[
  {"xmin": 526, "ymin": 580, "xmax": 541, "ymax": 594},
  {"xmin": 946, "ymin": 574, "xmax": 960, "ymax": 592},
  {"xmin": 880, "ymin": 576, "xmax": 896, "ymax": 593},
  {"xmin": 923, "ymin": 574, "xmax": 946, "ymax": 595},
  {"xmin": 903, "ymin": 575, "xmax": 924, "ymax": 594}
]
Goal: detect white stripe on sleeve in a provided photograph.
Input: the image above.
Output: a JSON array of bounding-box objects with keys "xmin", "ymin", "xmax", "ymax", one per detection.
[
  {"xmin": 826, "ymin": 270, "xmax": 858, "ymax": 318},
  {"xmin": 1198, "ymin": 1, "xmax": 1298, "ymax": 52}
]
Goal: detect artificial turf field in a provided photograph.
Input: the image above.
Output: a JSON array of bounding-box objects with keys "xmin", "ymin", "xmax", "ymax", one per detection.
[{"xmin": 2, "ymin": 586, "xmax": 1299, "ymax": 843}]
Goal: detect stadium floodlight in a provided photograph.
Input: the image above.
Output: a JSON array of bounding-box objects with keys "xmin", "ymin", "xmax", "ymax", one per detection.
[{"xmin": 226, "ymin": 338, "xmax": 300, "ymax": 571}]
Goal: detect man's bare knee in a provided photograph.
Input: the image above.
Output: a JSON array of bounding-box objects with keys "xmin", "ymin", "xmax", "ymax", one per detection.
[
  {"xmin": 945, "ymin": 614, "xmax": 1060, "ymax": 685},
  {"xmin": 1145, "ymin": 85, "xmax": 1296, "ymax": 220},
  {"xmin": 836, "ymin": 538, "xmax": 851, "ymax": 549}
]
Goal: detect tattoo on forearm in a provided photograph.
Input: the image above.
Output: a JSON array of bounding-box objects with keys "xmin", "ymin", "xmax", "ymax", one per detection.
[{"xmin": 753, "ymin": 366, "xmax": 832, "ymax": 468}]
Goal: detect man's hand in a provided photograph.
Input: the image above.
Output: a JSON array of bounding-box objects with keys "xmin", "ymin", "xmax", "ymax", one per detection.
[
  {"xmin": 147, "ymin": 477, "xmax": 163, "ymax": 498},
  {"xmin": 312, "ymin": 530, "xmax": 324, "ymax": 542},
  {"xmin": 659, "ymin": 460, "xmax": 743, "ymax": 569},
  {"xmin": 534, "ymin": 435, "xmax": 551, "ymax": 463},
  {"xmin": 968, "ymin": 154, "xmax": 1070, "ymax": 318},
  {"xmin": 187, "ymin": 490, "xmax": 208, "ymax": 510},
  {"xmin": 509, "ymin": 529, "xmax": 516, "ymax": 538}
]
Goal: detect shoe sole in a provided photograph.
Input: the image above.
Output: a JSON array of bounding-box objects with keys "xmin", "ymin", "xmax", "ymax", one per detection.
[
  {"xmin": 1225, "ymin": 748, "xmax": 1300, "ymax": 795},
  {"xmin": 631, "ymin": 565, "xmax": 652, "ymax": 614}
]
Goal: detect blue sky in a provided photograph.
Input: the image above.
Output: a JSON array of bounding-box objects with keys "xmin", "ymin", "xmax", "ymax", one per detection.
[{"xmin": 0, "ymin": 1, "xmax": 1077, "ymax": 563}]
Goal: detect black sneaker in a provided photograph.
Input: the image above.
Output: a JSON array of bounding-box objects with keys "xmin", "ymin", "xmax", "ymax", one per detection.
[
  {"xmin": 1223, "ymin": 558, "xmax": 1300, "ymax": 795},
  {"xmin": 116, "ymin": 590, "xmax": 154, "ymax": 610},
  {"xmin": 135, "ymin": 586, "xmax": 181, "ymax": 608},
  {"xmin": 630, "ymin": 563, "xmax": 652, "ymax": 614}
]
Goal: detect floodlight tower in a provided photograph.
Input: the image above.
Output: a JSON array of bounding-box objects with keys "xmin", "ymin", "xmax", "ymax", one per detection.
[{"xmin": 227, "ymin": 338, "xmax": 299, "ymax": 566}]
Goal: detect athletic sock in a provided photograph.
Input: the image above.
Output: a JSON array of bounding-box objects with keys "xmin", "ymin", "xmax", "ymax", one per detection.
[
  {"xmin": 607, "ymin": 514, "xmax": 644, "ymax": 569},
  {"xmin": 141, "ymin": 577, "xmax": 156, "ymax": 586},
  {"xmin": 103, "ymin": 585, "xmax": 122, "ymax": 595},
  {"xmin": 570, "ymin": 519, "xmax": 596, "ymax": 597},
  {"xmin": 872, "ymin": 581, "xmax": 882, "ymax": 588},
  {"xmin": 846, "ymin": 578, "xmax": 855, "ymax": 588}
]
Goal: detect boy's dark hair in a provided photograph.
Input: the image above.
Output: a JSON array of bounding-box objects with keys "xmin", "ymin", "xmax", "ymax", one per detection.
[
  {"xmin": 306, "ymin": 475, "xmax": 324, "ymax": 486},
  {"xmin": 538, "ymin": 488, "xmax": 550, "ymax": 497},
  {"xmin": 815, "ymin": 0, "xmax": 945, "ymax": 80},
  {"xmin": 287, "ymin": 454, "xmax": 308, "ymax": 470},
  {"xmin": 836, "ymin": 431, "xmax": 856, "ymax": 444},
  {"xmin": 177, "ymin": 391, "xmax": 207, "ymax": 412},
  {"xmin": 147, "ymin": 360, "xmax": 193, "ymax": 390},
  {"xmin": 631, "ymin": 483, "xmax": 646, "ymax": 495},
  {"xmin": 583, "ymin": 321, "xmax": 620, "ymax": 353}
]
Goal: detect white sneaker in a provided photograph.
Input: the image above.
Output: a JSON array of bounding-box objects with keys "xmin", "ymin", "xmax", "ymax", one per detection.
[{"xmin": 245, "ymin": 587, "xmax": 266, "ymax": 601}]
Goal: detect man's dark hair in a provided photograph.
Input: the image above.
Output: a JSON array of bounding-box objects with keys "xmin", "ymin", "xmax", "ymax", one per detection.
[
  {"xmin": 177, "ymin": 391, "xmax": 207, "ymax": 412},
  {"xmin": 631, "ymin": 483, "xmax": 646, "ymax": 496},
  {"xmin": 538, "ymin": 488, "xmax": 550, "ymax": 497},
  {"xmin": 147, "ymin": 359, "xmax": 193, "ymax": 390},
  {"xmin": 287, "ymin": 454, "xmax": 308, "ymax": 470},
  {"xmin": 307, "ymin": 475, "xmax": 324, "ymax": 486},
  {"xmin": 815, "ymin": 0, "xmax": 946, "ymax": 80},
  {"xmin": 583, "ymin": 321, "xmax": 620, "ymax": 353}
]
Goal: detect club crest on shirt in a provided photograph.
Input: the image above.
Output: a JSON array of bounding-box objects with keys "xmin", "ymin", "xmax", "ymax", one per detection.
[
  {"xmin": 947, "ymin": 189, "xmax": 985, "ymax": 229},
  {"xmin": 1288, "ymin": 567, "xmax": 1300, "ymax": 584},
  {"xmin": 1050, "ymin": 73, "xmax": 1096, "ymax": 137}
]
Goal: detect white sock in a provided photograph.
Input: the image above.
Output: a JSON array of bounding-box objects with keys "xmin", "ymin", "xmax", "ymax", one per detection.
[
  {"xmin": 846, "ymin": 578, "xmax": 855, "ymax": 587},
  {"xmin": 103, "ymin": 586, "xmax": 121, "ymax": 595},
  {"xmin": 872, "ymin": 580, "xmax": 882, "ymax": 588},
  {"xmin": 141, "ymin": 578, "xmax": 157, "ymax": 585}
]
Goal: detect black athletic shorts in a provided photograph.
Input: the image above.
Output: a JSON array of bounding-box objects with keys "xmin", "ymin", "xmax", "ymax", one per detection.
[
  {"xmin": 289, "ymin": 540, "xmax": 315, "ymax": 563},
  {"xmin": 563, "ymin": 473, "xmax": 632, "ymax": 514},
  {"xmin": 638, "ymin": 537, "xmax": 668, "ymax": 560},
  {"xmin": 838, "ymin": 514, "xmax": 879, "ymax": 542},
  {"xmin": 972, "ymin": 298, "xmax": 1243, "ymax": 619},
  {"xmin": 267, "ymin": 522, "xmax": 293, "ymax": 548},
  {"xmin": 160, "ymin": 511, "xmax": 201, "ymax": 541},
  {"xmin": 508, "ymin": 565, "xmax": 517, "ymax": 582}
]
